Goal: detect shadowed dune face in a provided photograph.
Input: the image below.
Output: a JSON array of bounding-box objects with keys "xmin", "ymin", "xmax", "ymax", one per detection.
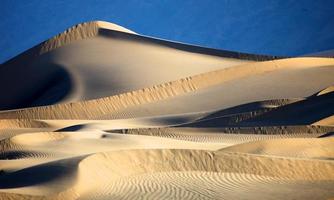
[
  {"xmin": 0, "ymin": 21, "xmax": 334, "ymax": 199},
  {"xmin": 0, "ymin": 61, "xmax": 73, "ymax": 110},
  {"xmin": 0, "ymin": 159, "xmax": 76, "ymax": 188}
]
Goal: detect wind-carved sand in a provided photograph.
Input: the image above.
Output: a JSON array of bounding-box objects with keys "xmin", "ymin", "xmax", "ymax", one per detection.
[{"xmin": 0, "ymin": 21, "xmax": 333, "ymax": 200}]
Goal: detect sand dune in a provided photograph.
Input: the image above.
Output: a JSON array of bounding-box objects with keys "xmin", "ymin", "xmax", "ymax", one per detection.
[
  {"xmin": 0, "ymin": 21, "xmax": 333, "ymax": 199},
  {"xmin": 0, "ymin": 21, "xmax": 270, "ymax": 111},
  {"xmin": 2, "ymin": 149, "xmax": 333, "ymax": 199},
  {"xmin": 1, "ymin": 57, "xmax": 333, "ymax": 120}
]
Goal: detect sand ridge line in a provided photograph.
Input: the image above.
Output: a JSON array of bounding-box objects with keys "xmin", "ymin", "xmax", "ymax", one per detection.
[{"xmin": 2, "ymin": 57, "xmax": 332, "ymax": 120}]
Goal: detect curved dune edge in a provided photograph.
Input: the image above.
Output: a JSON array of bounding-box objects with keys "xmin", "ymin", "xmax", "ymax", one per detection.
[
  {"xmin": 219, "ymin": 137, "xmax": 334, "ymax": 159},
  {"xmin": 9, "ymin": 132, "xmax": 68, "ymax": 146},
  {"xmin": 0, "ymin": 57, "xmax": 333, "ymax": 120}
]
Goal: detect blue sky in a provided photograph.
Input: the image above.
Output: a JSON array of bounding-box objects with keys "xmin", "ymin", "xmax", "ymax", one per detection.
[{"xmin": 1, "ymin": 0, "xmax": 334, "ymax": 63}]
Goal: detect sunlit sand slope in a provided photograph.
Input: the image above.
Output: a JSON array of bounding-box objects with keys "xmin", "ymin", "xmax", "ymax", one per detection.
[{"xmin": 0, "ymin": 21, "xmax": 333, "ymax": 199}]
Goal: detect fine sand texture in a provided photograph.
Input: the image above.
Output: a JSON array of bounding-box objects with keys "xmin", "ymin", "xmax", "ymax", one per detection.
[{"xmin": 0, "ymin": 21, "xmax": 333, "ymax": 200}]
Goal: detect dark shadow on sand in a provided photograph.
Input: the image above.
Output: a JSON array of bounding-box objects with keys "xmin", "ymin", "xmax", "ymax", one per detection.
[
  {"xmin": 0, "ymin": 157, "xmax": 81, "ymax": 188},
  {"xmin": 0, "ymin": 58, "xmax": 73, "ymax": 110}
]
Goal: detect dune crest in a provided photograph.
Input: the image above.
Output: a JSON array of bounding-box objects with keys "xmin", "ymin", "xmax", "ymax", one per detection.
[{"xmin": 39, "ymin": 21, "xmax": 136, "ymax": 54}]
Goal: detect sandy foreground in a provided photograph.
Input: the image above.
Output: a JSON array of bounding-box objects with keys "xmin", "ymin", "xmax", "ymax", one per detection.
[{"xmin": 0, "ymin": 21, "xmax": 333, "ymax": 200}]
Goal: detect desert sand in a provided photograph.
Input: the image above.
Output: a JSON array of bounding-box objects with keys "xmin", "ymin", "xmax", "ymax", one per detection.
[{"xmin": 0, "ymin": 21, "xmax": 333, "ymax": 200}]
